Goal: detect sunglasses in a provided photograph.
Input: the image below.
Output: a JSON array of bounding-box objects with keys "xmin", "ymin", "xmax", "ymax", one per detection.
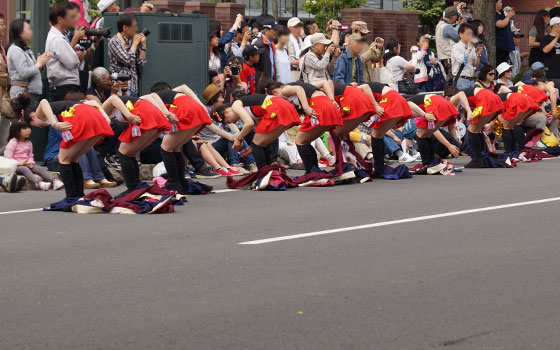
[{"xmin": 488, "ymin": 72, "xmax": 496, "ymax": 76}]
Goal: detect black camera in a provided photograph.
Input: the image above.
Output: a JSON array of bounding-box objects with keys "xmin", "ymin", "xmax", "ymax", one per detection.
[
  {"xmin": 334, "ymin": 45, "xmax": 346, "ymax": 53},
  {"xmin": 231, "ymin": 66, "xmax": 240, "ymax": 75},
  {"xmin": 84, "ymin": 28, "xmax": 111, "ymax": 37},
  {"xmin": 78, "ymin": 38, "xmax": 94, "ymax": 50},
  {"xmin": 110, "ymin": 73, "xmax": 131, "ymax": 82},
  {"xmin": 141, "ymin": 28, "xmax": 151, "ymax": 37}
]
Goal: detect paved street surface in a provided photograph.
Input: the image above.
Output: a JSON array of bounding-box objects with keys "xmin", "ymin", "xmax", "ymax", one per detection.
[{"xmin": 1, "ymin": 156, "xmax": 560, "ymax": 349}]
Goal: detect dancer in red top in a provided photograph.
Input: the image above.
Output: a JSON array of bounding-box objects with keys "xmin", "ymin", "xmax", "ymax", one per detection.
[{"xmin": 10, "ymin": 93, "xmax": 113, "ymax": 198}]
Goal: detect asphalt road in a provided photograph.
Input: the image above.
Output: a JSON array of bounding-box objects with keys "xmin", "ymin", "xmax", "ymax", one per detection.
[{"xmin": 1, "ymin": 156, "xmax": 560, "ymax": 350}]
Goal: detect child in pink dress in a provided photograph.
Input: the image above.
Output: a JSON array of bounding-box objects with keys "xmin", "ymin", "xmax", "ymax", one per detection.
[{"xmin": 5, "ymin": 121, "xmax": 64, "ymax": 191}]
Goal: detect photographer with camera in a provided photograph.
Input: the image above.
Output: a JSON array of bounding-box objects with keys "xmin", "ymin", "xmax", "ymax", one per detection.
[
  {"xmin": 45, "ymin": 2, "xmax": 84, "ymax": 101},
  {"xmin": 334, "ymin": 34, "xmax": 367, "ymax": 85},
  {"xmin": 85, "ymin": 67, "xmax": 120, "ymax": 105},
  {"xmin": 93, "ymin": 0, "xmax": 120, "ymax": 29},
  {"xmin": 225, "ymin": 21, "xmax": 251, "ymax": 59},
  {"xmin": 108, "ymin": 13, "xmax": 147, "ymax": 97},
  {"xmin": 451, "ymin": 24, "xmax": 483, "ymax": 90},
  {"xmin": 361, "ymin": 36, "xmax": 384, "ymax": 82},
  {"xmin": 222, "ymin": 56, "xmax": 246, "ymax": 102},
  {"xmin": 299, "ymin": 32, "xmax": 342, "ymax": 84}
]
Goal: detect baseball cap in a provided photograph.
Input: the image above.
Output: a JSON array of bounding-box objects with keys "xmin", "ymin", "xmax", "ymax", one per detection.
[
  {"xmin": 351, "ymin": 21, "xmax": 369, "ymax": 34},
  {"xmin": 242, "ymin": 45, "xmax": 265, "ymax": 58},
  {"xmin": 287, "ymin": 17, "xmax": 303, "ymax": 28},
  {"xmin": 550, "ymin": 17, "xmax": 560, "ymax": 26},
  {"xmin": 228, "ymin": 56, "xmax": 243, "ymax": 65},
  {"xmin": 522, "ymin": 69, "xmax": 534, "ymax": 84},
  {"xmin": 260, "ymin": 18, "xmax": 280, "ymax": 30},
  {"xmin": 496, "ymin": 62, "xmax": 513, "ymax": 76},
  {"xmin": 444, "ymin": 6, "xmax": 459, "ymax": 18},
  {"xmin": 348, "ymin": 33, "xmax": 367, "ymax": 42},
  {"xmin": 531, "ymin": 62, "xmax": 548, "ymax": 71},
  {"xmin": 202, "ymin": 84, "xmax": 221, "ymax": 105},
  {"xmin": 97, "ymin": 0, "xmax": 117, "ymax": 12},
  {"xmin": 310, "ymin": 33, "xmax": 332, "ymax": 46}
]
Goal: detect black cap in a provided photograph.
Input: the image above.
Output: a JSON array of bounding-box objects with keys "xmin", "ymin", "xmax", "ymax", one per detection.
[
  {"xmin": 243, "ymin": 45, "xmax": 265, "ymax": 58},
  {"xmin": 260, "ymin": 18, "xmax": 280, "ymax": 30}
]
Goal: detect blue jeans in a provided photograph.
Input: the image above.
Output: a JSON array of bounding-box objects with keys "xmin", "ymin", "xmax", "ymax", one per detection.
[
  {"xmin": 416, "ymin": 79, "xmax": 434, "ymax": 92},
  {"xmin": 212, "ymin": 137, "xmax": 255, "ymax": 165},
  {"xmin": 383, "ymin": 130, "xmax": 405, "ymax": 156},
  {"xmin": 456, "ymin": 78, "xmax": 475, "ymax": 90},
  {"xmin": 79, "ymin": 148, "xmax": 105, "ymax": 181}
]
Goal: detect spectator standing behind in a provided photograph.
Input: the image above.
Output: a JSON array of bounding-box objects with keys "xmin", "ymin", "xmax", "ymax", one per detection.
[
  {"xmin": 383, "ymin": 38, "xmax": 415, "ymax": 87},
  {"xmin": 495, "ymin": 62, "xmax": 513, "ymax": 87},
  {"xmin": 541, "ymin": 17, "xmax": 560, "ymax": 79},
  {"xmin": 0, "ymin": 13, "xmax": 11, "ymax": 155},
  {"xmin": 275, "ymin": 27, "xmax": 293, "ymax": 84},
  {"xmin": 108, "ymin": 13, "xmax": 147, "ymax": 97},
  {"xmin": 7, "ymin": 19, "xmax": 51, "ymax": 100},
  {"xmin": 451, "ymin": 24, "xmax": 482, "ymax": 89},
  {"xmin": 435, "ymin": 7, "xmax": 461, "ymax": 80},
  {"xmin": 287, "ymin": 17, "xmax": 305, "ymax": 82},
  {"xmin": 299, "ymin": 33, "xmax": 341, "ymax": 83},
  {"xmin": 93, "ymin": 0, "xmax": 120, "ymax": 29},
  {"xmin": 208, "ymin": 31, "xmax": 221, "ymax": 73},
  {"xmin": 303, "ymin": 21, "xmax": 320, "ymax": 48},
  {"xmin": 361, "ymin": 36, "xmax": 384, "ymax": 82},
  {"xmin": 45, "ymin": 3, "xmax": 84, "ymax": 101},
  {"xmin": 240, "ymin": 45, "xmax": 263, "ymax": 94},
  {"xmin": 470, "ymin": 20, "xmax": 488, "ymax": 70},
  {"xmin": 224, "ymin": 21, "xmax": 250, "ymax": 58},
  {"xmin": 69, "ymin": 0, "xmax": 91, "ymax": 28},
  {"xmin": 334, "ymin": 34, "xmax": 366, "ymax": 85},
  {"xmin": 214, "ymin": 15, "xmax": 244, "ymax": 70},
  {"xmin": 254, "ymin": 18, "xmax": 280, "ymax": 83},
  {"xmin": 528, "ymin": 10, "xmax": 550, "ymax": 65},
  {"xmin": 495, "ymin": 0, "xmax": 515, "ymax": 65},
  {"xmin": 410, "ymin": 34, "xmax": 438, "ymax": 92},
  {"xmin": 510, "ymin": 31, "xmax": 528, "ymax": 77}
]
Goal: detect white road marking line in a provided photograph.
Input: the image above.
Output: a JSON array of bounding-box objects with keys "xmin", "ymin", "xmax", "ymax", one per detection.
[
  {"xmin": 213, "ymin": 189, "xmax": 239, "ymax": 193},
  {"xmin": 238, "ymin": 196, "xmax": 560, "ymax": 245},
  {"xmin": 0, "ymin": 208, "xmax": 44, "ymax": 215}
]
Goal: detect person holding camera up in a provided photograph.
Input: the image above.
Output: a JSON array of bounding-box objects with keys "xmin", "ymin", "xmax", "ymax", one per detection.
[
  {"xmin": 45, "ymin": 2, "xmax": 84, "ymax": 101},
  {"xmin": 436, "ymin": 7, "xmax": 461, "ymax": 81},
  {"xmin": 361, "ymin": 36, "xmax": 384, "ymax": 83},
  {"xmin": 451, "ymin": 24, "xmax": 483, "ymax": 90},
  {"xmin": 300, "ymin": 33, "xmax": 342, "ymax": 84},
  {"xmin": 334, "ymin": 34, "xmax": 367, "ymax": 85},
  {"xmin": 108, "ymin": 13, "xmax": 147, "ymax": 97},
  {"xmin": 225, "ymin": 21, "xmax": 251, "ymax": 59}
]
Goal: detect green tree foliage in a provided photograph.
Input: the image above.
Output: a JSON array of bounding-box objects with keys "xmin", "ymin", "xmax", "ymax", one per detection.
[
  {"xmin": 303, "ymin": 0, "xmax": 366, "ymax": 30},
  {"xmin": 405, "ymin": 0, "xmax": 445, "ymax": 31},
  {"xmin": 49, "ymin": 0, "xmax": 101, "ymax": 19}
]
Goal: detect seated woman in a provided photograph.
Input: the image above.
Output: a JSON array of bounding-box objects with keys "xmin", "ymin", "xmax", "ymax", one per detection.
[
  {"xmin": 10, "ymin": 93, "xmax": 114, "ymax": 199},
  {"xmin": 191, "ymin": 136, "xmax": 241, "ymax": 176},
  {"xmin": 266, "ymin": 80, "xmax": 341, "ymax": 173},
  {"xmin": 212, "ymin": 88, "xmax": 305, "ymax": 170},
  {"xmin": 101, "ymin": 94, "xmax": 175, "ymax": 196}
]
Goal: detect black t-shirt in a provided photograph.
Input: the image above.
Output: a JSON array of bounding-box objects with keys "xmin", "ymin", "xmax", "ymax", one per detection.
[
  {"xmin": 156, "ymin": 90, "xmax": 180, "ymax": 104},
  {"xmin": 498, "ymin": 93, "xmax": 509, "ymax": 102},
  {"xmin": 240, "ymin": 94, "xmax": 267, "ymax": 107},
  {"xmin": 50, "ymin": 101, "xmax": 77, "ymax": 116},
  {"xmin": 462, "ymin": 87, "xmax": 476, "ymax": 97},
  {"xmin": 288, "ymin": 81, "xmax": 319, "ymax": 98},
  {"xmin": 406, "ymin": 94, "xmax": 426, "ymax": 106},
  {"xmin": 509, "ymin": 86, "xmax": 520, "ymax": 93},
  {"xmin": 119, "ymin": 96, "xmax": 140, "ymax": 104},
  {"xmin": 334, "ymin": 84, "xmax": 349, "ymax": 96},
  {"xmin": 367, "ymin": 82, "xmax": 387, "ymax": 94},
  {"xmin": 540, "ymin": 34, "xmax": 560, "ymax": 79}
]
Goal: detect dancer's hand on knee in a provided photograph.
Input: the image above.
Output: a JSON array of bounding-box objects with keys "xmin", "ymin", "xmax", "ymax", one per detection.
[
  {"xmin": 54, "ymin": 121, "xmax": 72, "ymax": 131},
  {"xmin": 128, "ymin": 114, "xmax": 142, "ymax": 125},
  {"xmin": 166, "ymin": 112, "xmax": 179, "ymax": 124}
]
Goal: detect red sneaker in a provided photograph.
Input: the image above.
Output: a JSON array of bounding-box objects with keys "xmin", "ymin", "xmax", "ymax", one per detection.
[
  {"xmin": 226, "ymin": 167, "xmax": 242, "ymax": 176},
  {"xmin": 215, "ymin": 168, "xmax": 230, "ymax": 176}
]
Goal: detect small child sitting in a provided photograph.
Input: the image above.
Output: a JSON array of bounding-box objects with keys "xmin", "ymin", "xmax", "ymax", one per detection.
[{"xmin": 4, "ymin": 121, "xmax": 64, "ymax": 191}]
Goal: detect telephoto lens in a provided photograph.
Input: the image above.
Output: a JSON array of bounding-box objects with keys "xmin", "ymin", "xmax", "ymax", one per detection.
[
  {"xmin": 110, "ymin": 73, "xmax": 131, "ymax": 82},
  {"xmin": 141, "ymin": 28, "xmax": 151, "ymax": 37},
  {"xmin": 84, "ymin": 28, "xmax": 111, "ymax": 37}
]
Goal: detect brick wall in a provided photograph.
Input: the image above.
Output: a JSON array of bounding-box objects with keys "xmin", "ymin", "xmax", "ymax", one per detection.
[
  {"xmin": 215, "ymin": 3, "xmax": 246, "ymax": 32},
  {"xmin": 0, "ymin": 0, "xmax": 17, "ymax": 46},
  {"xmin": 150, "ymin": 0, "xmax": 190, "ymax": 13},
  {"xmin": 183, "ymin": 2, "xmax": 217, "ymax": 19},
  {"xmin": 503, "ymin": 0, "xmax": 557, "ymax": 13},
  {"xmin": 340, "ymin": 9, "xmax": 420, "ymax": 60},
  {"xmin": 514, "ymin": 12, "xmax": 537, "ymax": 67}
]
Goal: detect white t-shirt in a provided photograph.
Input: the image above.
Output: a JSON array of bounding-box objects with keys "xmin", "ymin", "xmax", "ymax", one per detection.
[
  {"xmin": 275, "ymin": 48, "xmax": 292, "ymax": 84},
  {"xmin": 209, "ymin": 53, "xmax": 220, "ymax": 73},
  {"xmin": 386, "ymin": 55, "xmax": 410, "ymax": 83}
]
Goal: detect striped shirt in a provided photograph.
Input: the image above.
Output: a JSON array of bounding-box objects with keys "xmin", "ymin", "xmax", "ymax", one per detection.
[{"xmin": 108, "ymin": 34, "xmax": 146, "ymax": 94}]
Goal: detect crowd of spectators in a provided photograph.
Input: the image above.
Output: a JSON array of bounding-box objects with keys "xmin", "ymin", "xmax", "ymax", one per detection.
[{"xmin": 1, "ymin": 0, "xmax": 560, "ymax": 192}]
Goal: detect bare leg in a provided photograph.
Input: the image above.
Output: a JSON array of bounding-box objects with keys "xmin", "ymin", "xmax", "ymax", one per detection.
[
  {"xmin": 198, "ymin": 143, "xmax": 222, "ymax": 169},
  {"xmin": 119, "ymin": 129, "xmax": 159, "ymax": 157},
  {"xmin": 333, "ymin": 114, "xmax": 370, "ymax": 138}
]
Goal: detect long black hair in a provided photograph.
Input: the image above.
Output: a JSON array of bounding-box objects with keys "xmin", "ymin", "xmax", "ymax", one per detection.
[
  {"xmin": 478, "ymin": 64, "xmax": 496, "ymax": 84},
  {"xmin": 382, "ymin": 38, "xmax": 400, "ymax": 63},
  {"xmin": 470, "ymin": 19, "xmax": 485, "ymax": 42},
  {"xmin": 211, "ymin": 103, "xmax": 232, "ymax": 125},
  {"xmin": 7, "ymin": 19, "xmax": 30, "ymax": 51},
  {"xmin": 533, "ymin": 9, "xmax": 549, "ymax": 40},
  {"xmin": 10, "ymin": 93, "xmax": 39, "ymax": 123}
]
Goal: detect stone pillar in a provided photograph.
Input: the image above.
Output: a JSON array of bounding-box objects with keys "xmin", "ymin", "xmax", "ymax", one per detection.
[
  {"xmin": 183, "ymin": 2, "xmax": 217, "ymax": 19},
  {"xmin": 150, "ymin": 0, "xmax": 190, "ymax": 13},
  {"xmin": 0, "ymin": 0, "xmax": 17, "ymax": 46}
]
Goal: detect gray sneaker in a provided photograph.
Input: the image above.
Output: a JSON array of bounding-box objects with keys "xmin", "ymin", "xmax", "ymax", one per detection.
[
  {"xmin": 195, "ymin": 166, "xmax": 221, "ymax": 179},
  {"xmin": 1, "ymin": 174, "xmax": 18, "ymax": 192}
]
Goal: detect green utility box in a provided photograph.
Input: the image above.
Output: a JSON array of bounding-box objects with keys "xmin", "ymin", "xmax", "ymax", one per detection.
[{"xmin": 103, "ymin": 13, "xmax": 209, "ymax": 96}]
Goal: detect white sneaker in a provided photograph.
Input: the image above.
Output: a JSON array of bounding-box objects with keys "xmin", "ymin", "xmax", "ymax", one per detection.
[
  {"xmin": 1, "ymin": 174, "xmax": 18, "ymax": 192},
  {"xmin": 325, "ymin": 154, "xmax": 335, "ymax": 166},
  {"xmin": 52, "ymin": 179, "xmax": 64, "ymax": 191},
  {"xmin": 398, "ymin": 153, "xmax": 416, "ymax": 163},
  {"xmin": 37, "ymin": 181, "xmax": 52, "ymax": 191},
  {"xmin": 232, "ymin": 165, "xmax": 250, "ymax": 175},
  {"xmin": 413, "ymin": 152, "xmax": 422, "ymax": 162}
]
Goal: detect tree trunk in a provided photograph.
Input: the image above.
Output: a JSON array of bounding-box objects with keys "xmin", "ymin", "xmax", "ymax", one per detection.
[
  {"xmin": 473, "ymin": 0, "xmax": 496, "ymax": 66},
  {"xmin": 272, "ymin": 0, "xmax": 279, "ymax": 21}
]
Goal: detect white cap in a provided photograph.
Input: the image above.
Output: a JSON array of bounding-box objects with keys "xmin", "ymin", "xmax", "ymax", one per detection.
[
  {"xmin": 287, "ymin": 17, "xmax": 303, "ymax": 28},
  {"xmin": 550, "ymin": 17, "xmax": 560, "ymax": 27},
  {"xmin": 496, "ymin": 62, "xmax": 513, "ymax": 76},
  {"xmin": 97, "ymin": 0, "xmax": 116, "ymax": 12},
  {"xmin": 310, "ymin": 33, "xmax": 332, "ymax": 46}
]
